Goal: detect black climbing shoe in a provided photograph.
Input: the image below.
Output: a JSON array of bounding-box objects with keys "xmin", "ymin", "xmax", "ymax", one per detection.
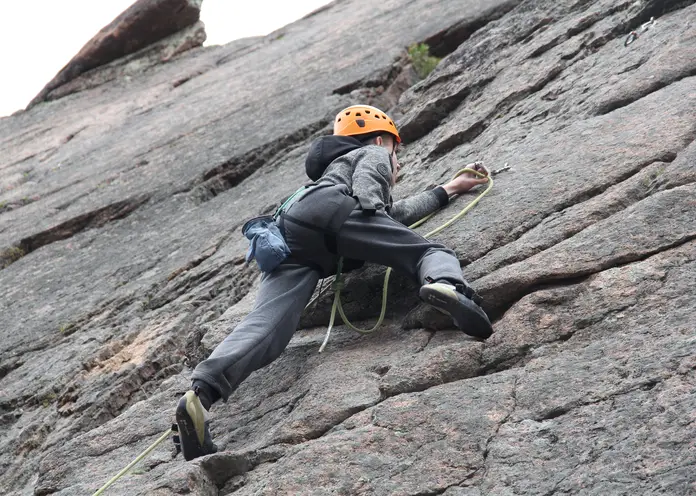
[
  {"xmin": 419, "ymin": 281, "xmax": 493, "ymax": 339},
  {"xmin": 175, "ymin": 388, "xmax": 218, "ymax": 461}
]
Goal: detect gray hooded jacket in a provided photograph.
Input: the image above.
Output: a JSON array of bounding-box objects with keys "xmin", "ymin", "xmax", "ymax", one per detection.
[{"xmin": 305, "ymin": 136, "xmax": 449, "ymax": 226}]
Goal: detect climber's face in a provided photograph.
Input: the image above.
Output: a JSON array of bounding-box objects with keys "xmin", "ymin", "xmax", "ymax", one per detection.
[{"xmin": 375, "ymin": 134, "xmax": 401, "ymax": 186}]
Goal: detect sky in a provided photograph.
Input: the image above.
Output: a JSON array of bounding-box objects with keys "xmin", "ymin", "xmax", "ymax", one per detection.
[{"xmin": 0, "ymin": 0, "xmax": 331, "ymax": 117}]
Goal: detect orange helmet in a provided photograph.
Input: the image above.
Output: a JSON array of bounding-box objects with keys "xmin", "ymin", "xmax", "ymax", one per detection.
[{"xmin": 333, "ymin": 104, "xmax": 401, "ymax": 143}]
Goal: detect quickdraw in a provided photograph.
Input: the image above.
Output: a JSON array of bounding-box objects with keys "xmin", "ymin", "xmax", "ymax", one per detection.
[{"xmin": 625, "ymin": 16, "xmax": 655, "ymax": 46}]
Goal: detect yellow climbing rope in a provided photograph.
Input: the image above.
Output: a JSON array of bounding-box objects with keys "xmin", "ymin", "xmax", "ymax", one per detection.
[
  {"xmin": 92, "ymin": 428, "xmax": 173, "ymax": 496},
  {"xmin": 319, "ymin": 166, "xmax": 494, "ymax": 352}
]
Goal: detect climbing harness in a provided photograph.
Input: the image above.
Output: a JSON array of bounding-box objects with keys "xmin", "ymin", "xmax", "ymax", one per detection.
[
  {"xmin": 273, "ymin": 186, "xmax": 310, "ymax": 221},
  {"xmin": 318, "ymin": 162, "xmax": 498, "ymax": 352},
  {"xmin": 625, "ymin": 16, "xmax": 655, "ymax": 46}
]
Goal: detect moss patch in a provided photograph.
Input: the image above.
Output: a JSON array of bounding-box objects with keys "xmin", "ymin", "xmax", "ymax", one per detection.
[{"xmin": 408, "ymin": 43, "xmax": 441, "ymax": 79}]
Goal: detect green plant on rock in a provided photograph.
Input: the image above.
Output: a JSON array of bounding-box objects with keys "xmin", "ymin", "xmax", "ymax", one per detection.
[
  {"xmin": 41, "ymin": 392, "xmax": 57, "ymax": 408},
  {"xmin": 641, "ymin": 166, "xmax": 668, "ymax": 192},
  {"xmin": 408, "ymin": 43, "xmax": 441, "ymax": 79},
  {"xmin": 130, "ymin": 466, "xmax": 150, "ymax": 475},
  {"xmin": 59, "ymin": 323, "xmax": 75, "ymax": 335},
  {"xmin": 1, "ymin": 246, "xmax": 26, "ymax": 268}
]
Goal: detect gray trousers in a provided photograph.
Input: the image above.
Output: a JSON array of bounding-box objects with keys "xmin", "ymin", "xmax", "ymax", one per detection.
[{"xmin": 192, "ymin": 209, "xmax": 465, "ymax": 402}]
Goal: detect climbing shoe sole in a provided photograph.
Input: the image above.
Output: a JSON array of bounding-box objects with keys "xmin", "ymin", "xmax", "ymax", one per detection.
[
  {"xmin": 419, "ymin": 283, "xmax": 493, "ymax": 339},
  {"xmin": 175, "ymin": 390, "xmax": 217, "ymax": 461}
]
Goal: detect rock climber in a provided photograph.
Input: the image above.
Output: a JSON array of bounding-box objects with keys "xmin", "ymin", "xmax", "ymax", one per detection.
[{"xmin": 174, "ymin": 104, "xmax": 493, "ymax": 460}]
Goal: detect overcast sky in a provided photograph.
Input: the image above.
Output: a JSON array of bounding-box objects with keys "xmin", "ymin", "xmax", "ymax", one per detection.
[{"xmin": 0, "ymin": 0, "xmax": 330, "ymax": 117}]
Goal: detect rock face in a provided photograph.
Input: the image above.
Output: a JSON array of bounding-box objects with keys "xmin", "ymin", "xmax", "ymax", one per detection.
[{"xmin": 1, "ymin": 0, "xmax": 695, "ymax": 495}]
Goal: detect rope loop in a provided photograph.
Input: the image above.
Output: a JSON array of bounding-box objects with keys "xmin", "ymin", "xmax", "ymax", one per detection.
[{"xmin": 331, "ymin": 277, "xmax": 345, "ymax": 291}]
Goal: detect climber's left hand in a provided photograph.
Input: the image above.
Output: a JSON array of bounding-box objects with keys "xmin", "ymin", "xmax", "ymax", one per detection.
[{"xmin": 442, "ymin": 162, "xmax": 489, "ymax": 196}]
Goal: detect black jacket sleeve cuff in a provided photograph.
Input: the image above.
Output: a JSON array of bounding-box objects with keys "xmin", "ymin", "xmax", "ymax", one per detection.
[{"xmin": 433, "ymin": 186, "xmax": 450, "ymax": 207}]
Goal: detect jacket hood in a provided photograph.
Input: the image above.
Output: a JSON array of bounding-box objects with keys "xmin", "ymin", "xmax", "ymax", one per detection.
[{"xmin": 305, "ymin": 135, "xmax": 364, "ymax": 181}]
